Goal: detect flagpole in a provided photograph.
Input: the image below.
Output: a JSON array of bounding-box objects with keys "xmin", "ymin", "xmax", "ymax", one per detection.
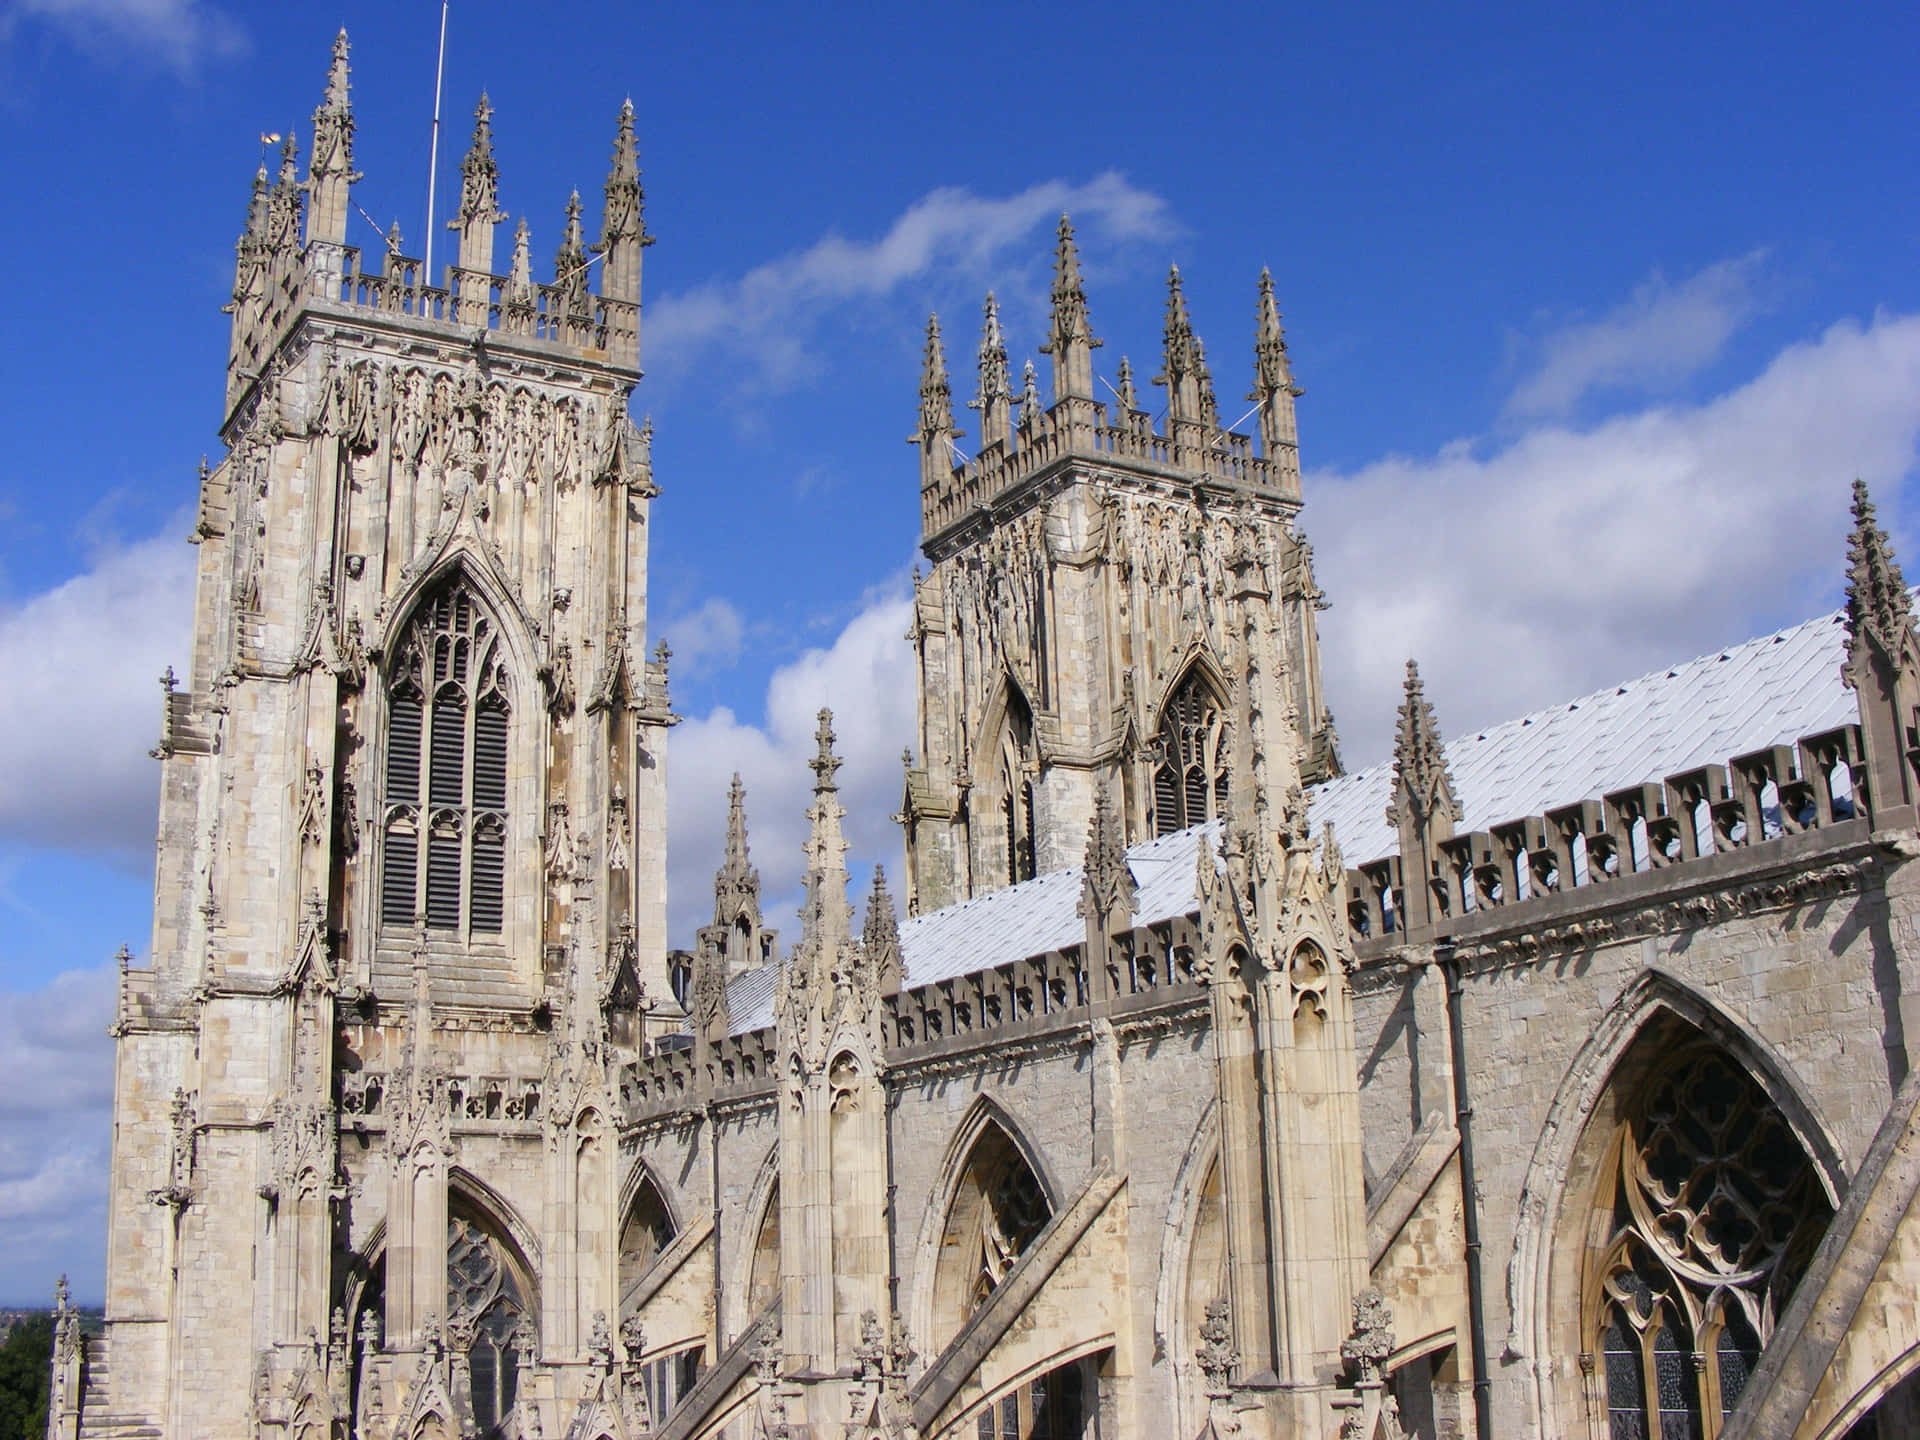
[{"xmin": 423, "ymin": 0, "xmax": 449, "ymax": 294}]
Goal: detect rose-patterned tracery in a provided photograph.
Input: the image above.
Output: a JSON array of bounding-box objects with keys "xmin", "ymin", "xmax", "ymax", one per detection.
[
  {"xmin": 381, "ymin": 574, "xmax": 512, "ymax": 936},
  {"xmin": 1589, "ymin": 1043, "xmax": 1829, "ymax": 1440}
]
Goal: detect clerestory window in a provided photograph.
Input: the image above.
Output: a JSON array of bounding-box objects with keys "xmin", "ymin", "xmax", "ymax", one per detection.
[
  {"xmin": 1152, "ymin": 670, "xmax": 1229, "ymax": 836},
  {"xmin": 381, "ymin": 575, "xmax": 511, "ymax": 936}
]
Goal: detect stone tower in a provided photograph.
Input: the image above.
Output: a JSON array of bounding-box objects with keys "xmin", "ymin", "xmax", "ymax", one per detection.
[
  {"xmin": 93, "ymin": 35, "xmax": 675, "ymax": 1438},
  {"xmin": 901, "ymin": 227, "xmax": 1339, "ymax": 914}
]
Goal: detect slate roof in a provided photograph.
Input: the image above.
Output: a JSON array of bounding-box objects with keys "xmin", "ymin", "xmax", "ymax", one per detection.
[
  {"xmin": 725, "ymin": 602, "xmax": 1865, "ymax": 1034},
  {"xmin": 1310, "ymin": 605, "xmax": 1860, "ymax": 867}
]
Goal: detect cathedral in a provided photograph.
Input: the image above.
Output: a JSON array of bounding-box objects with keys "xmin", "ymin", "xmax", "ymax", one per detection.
[{"xmin": 51, "ymin": 33, "xmax": 1920, "ymax": 1440}]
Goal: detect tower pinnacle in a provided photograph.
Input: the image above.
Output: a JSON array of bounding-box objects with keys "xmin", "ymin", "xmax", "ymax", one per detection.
[
  {"xmin": 595, "ymin": 98, "xmax": 652, "ymax": 305},
  {"xmin": 1155, "ymin": 265, "xmax": 1204, "ymax": 426},
  {"xmin": 1845, "ymin": 479, "xmax": 1916, "ymax": 670},
  {"xmin": 1040, "ymin": 213, "xmax": 1100, "ymax": 403},
  {"xmin": 913, "ymin": 313, "xmax": 958, "ymax": 491},
  {"xmin": 1249, "ymin": 267, "xmax": 1302, "ymax": 495},
  {"xmin": 450, "ymin": 94, "xmax": 505, "ymax": 318},
  {"xmin": 970, "ymin": 293, "xmax": 1013, "ymax": 450},
  {"xmin": 303, "ymin": 30, "xmax": 358, "ymax": 249},
  {"xmin": 801, "ymin": 711, "xmax": 851, "ymax": 955}
]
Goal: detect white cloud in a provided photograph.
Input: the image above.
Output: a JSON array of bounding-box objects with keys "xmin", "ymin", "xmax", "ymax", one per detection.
[
  {"xmin": 1311, "ymin": 309, "xmax": 1920, "ymax": 775},
  {"xmin": 667, "ymin": 587, "xmax": 917, "ymax": 945},
  {"xmin": 646, "ymin": 173, "xmax": 1174, "ymax": 392},
  {"xmin": 656, "ymin": 597, "xmax": 746, "ymax": 679},
  {"xmin": 4, "ymin": 0, "xmax": 245, "ymax": 72},
  {"xmin": 0, "ymin": 523, "xmax": 196, "ymax": 861},
  {"xmin": 0, "ymin": 963, "xmax": 114, "ymax": 1304},
  {"xmin": 1505, "ymin": 251, "xmax": 1770, "ymax": 418}
]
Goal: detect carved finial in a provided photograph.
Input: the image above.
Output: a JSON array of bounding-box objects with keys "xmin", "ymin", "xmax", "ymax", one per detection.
[
  {"xmin": 325, "ymin": 30, "xmax": 350, "ymax": 105},
  {"xmin": 1155, "ymin": 265, "xmax": 1204, "ymax": 424},
  {"xmin": 1193, "ymin": 335, "xmax": 1219, "ymax": 426},
  {"xmin": 1341, "ymin": 1287, "xmax": 1395, "ymax": 1384},
  {"xmin": 265, "ymin": 130, "xmax": 302, "ymax": 252},
  {"xmin": 863, "ymin": 865, "xmax": 903, "ymax": 994},
  {"xmin": 1116, "ymin": 355, "xmax": 1138, "ymax": 412},
  {"xmin": 1041, "ymin": 213, "xmax": 1100, "ymax": 401},
  {"xmin": 719, "ymin": 773, "xmax": 758, "ymax": 896},
  {"xmin": 384, "ymin": 220, "xmax": 403, "ymax": 256},
  {"xmin": 1079, "ymin": 780, "xmax": 1136, "ymax": 923},
  {"xmin": 556, "ymin": 190, "xmax": 587, "ymax": 283},
  {"xmin": 798, "ymin": 711, "xmax": 851, "ymax": 955},
  {"xmin": 1197, "ymin": 1297, "xmax": 1238, "ymax": 1389},
  {"xmin": 1845, "ymin": 478, "xmax": 1917, "ymax": 673},
  {"xmin": 970, "ymin": 292, "xmax": 1013, "ymax": 448},
  {"xmin": 451, "ymin": 93, "xmax": 504, "ymax": 228},
  {"xmin": 1387, "ymin": 659, "xmax": 1461, "ymax": 834},
  {"xmin": 917, "ymin": 313, "xmax": 956, "ymax": 442}
]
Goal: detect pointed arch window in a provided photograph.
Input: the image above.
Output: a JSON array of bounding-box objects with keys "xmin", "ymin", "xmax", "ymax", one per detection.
[
  {"xmin": 1153, "ymin": 669, "xmax": 1229, "ymax": 836},
  {"xmin": 447, "ymin": 1210, "xmax": 536, "ymax": 1439},
  {"xmin": 1585, "ymin": 1043, "xmax": 1829, "ymax": 1439},
  {"xmin": 998, "ymin": 686, "xmax": 1038, "ymax": 884},
  {"xmin": 382, "ymin": 575, "xmax": 513, "ymax": 936}
]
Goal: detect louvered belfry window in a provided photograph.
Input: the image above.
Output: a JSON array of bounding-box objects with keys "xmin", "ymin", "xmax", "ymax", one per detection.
[
  {"xmin": 382, "ymin": 575, "xmax": 512, "ymax": 935},
  {"xmin": 1152, "ymin": 670, "xmax": 1229, "ymax": 836}
]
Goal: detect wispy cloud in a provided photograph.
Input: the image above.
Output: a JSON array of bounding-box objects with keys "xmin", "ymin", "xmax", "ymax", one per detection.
[
  {"xmin": 0, "ymin": 518, "xmax": 195, "ymax": 861},
  {"xmin": 667, "ymin": 584, "xmax": 917, "ymax": 944},
  {"xmin": 1504, "ymin": 251, "xmax": 1771, "ymax": 419},
  {"xmin": 0, "ymin": 962, "xmax": 114, "ymax": 1304},
  {"xmin": 1314, "ymin": 308, "xmax": 1920, "ymax": 773},
  {"xmin": 646, "ymin": 172, "xmax": 1175, "ymax": 393},
  {"xmin": 3, "ymin": 0, "xmax": 245, "ymax": 73},
  {"xmin": 657, "ymin": 596, "xmax": 746, "ymax": 679}
]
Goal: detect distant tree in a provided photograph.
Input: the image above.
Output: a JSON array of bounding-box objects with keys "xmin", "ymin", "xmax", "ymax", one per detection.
[{"xmin": 0, "ymin": 1315, "xmax": 52, "ymax": 1440}]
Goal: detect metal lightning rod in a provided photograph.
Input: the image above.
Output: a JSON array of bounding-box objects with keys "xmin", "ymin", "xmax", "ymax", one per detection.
[{"xmin": 423, "ymin": 0, "xmax": 450, "ymax": 289}]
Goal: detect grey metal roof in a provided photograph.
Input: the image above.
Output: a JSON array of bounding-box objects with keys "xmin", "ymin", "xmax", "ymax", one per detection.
[
  {"xmin": 724, "ymin": 601, "xmax": 1865, "ymax": 1034},
  {"xmin": 1309, "ymin": 605, "xmax": 1861, "ymax": 867},
  {"xmin": 725, "ymin": 823, "xmax": 1218, "ymax": 1035}
]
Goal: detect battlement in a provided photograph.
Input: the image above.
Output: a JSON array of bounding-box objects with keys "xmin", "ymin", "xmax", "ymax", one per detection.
[
  {"xmin": 913, "ymin": 226, "xmax": 1304, "ymax": 548},
  {"xmin": 225, "ymin": 33, "xmax": 648, "ymax": 418}
]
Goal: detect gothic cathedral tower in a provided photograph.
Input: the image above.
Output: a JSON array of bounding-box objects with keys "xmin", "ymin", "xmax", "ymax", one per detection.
[
  {"xmin": 94, "ymin": 36, "xmax": 673, "ymax": 1438},
  {"xmin": 901, "ymin": 222, "xmax": 1339, "ymax": 913}
]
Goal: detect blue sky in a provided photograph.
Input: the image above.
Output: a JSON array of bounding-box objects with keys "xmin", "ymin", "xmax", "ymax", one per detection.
[{"xmin": 0, "ymin": 0, "xmax": 1916, "ymax": 1304}]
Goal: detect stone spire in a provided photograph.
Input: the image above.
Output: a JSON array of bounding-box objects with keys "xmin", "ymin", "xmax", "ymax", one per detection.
[
  {"xmin": 232, "ymin": 163, "xmax": 270, "ymax": 307},
  {"xmin": 970, "ymin": 293, "xmax": 1013, "ymax": 450},
  {"xmin": 800, "ymin": 710, "xmax": 852, "ymax": 956},
  {"xmin": 1115, "ymin": 354, "xmax": 1138, "ymax": 412},
  {"xmin": 862, "ymin": 865, "xmax": 903, "ymax": 996},
  {"xmin": 1844, "ymin": 479, "xmax": 1916, "ymax": 671},
  {"xmin": 502, "ymin": 218, "xmax": 535, "ymax": 332},
  {"xmin": 449, "ymin": 95, "xmax": 505, "ymax": 318},
  {"xmin": 1841, "ymin": 479, "xmax": 1920, "ymax": 821},
  {"xmin": 595, "ymin": 98, "xmax": 652, "ymax": 306},
  {"xmin": 1194, "ymin": 336, "xmax": 1220, "ymax": 427},
  {"xmin": 1250, "ymin": 268, "xmax": 1302, "ymax": 493},
  {"xmin": 718, "ymin": 773, "xmax": 759, "ymax": 907},
  {"xmin": 1079, "ymin": 781, "xmax": 1137, "ymax": 932},
  {"xmin": 1040, "ymin": 213, "xmax": 1100, "ymax": 403},
  {"xmin": 1387, "ymin": 660, "xmax": 1460, "ymax": 936},
  {"xmin": 303, "ymin": 30, "xmax": 358, "ymax": 249},
  {"xmin": 913, "ymin": 314, "xmax": 958, "ymax": 492},
  {"xmin": 1155, "ymin": 265, "xmax": 1204, "ymax": 426}
]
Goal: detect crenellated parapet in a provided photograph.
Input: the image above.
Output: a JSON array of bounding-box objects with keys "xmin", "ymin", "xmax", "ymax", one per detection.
[{"xmin": 225, "ymin": 33, "xmax": 648, "ymax": 419}]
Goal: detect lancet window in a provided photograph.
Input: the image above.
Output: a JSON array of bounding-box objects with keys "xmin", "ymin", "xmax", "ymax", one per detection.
[
  {"xmin": 933, "ymin": 1120, "xmax": 1054, "ymax": 1351},
  {"xmin": 1152, "ymin": 669, "xmax": 1229, "ymax": 836},
  {"xmin": 381, "ymin": 575, "xmax": 513, "ymax": 936},
  {"xmin": 446, "ymin": 1212, "xmax": 537, "ymax": 1440},
  {"xmin": 999, "ymin": 687, "xmax": 1038, "ymax": 884},
  {"xmin": 1586, "ymin": 1043, "xmax": 1828, "ymax": 1440}
]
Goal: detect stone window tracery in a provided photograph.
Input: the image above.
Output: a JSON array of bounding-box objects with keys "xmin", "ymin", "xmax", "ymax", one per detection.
[
  {"xmin": 1586, "ymin": 1043, "xmax": 1828, "ymax": 1440},
  {"xmin": 996, "ymin": 684, "xmax": 1038, "ymax": 885},
  {"xmin": 381, "ymin": 575, "xmax": 512, "ymax": 936},
  {"xmin": 447, "ymin": 1214, "xmax": 535, "ymax": 1439},
  {"xmin": 1152, "ymin": 670, "xmax": 1229, "ymax": 836}
]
